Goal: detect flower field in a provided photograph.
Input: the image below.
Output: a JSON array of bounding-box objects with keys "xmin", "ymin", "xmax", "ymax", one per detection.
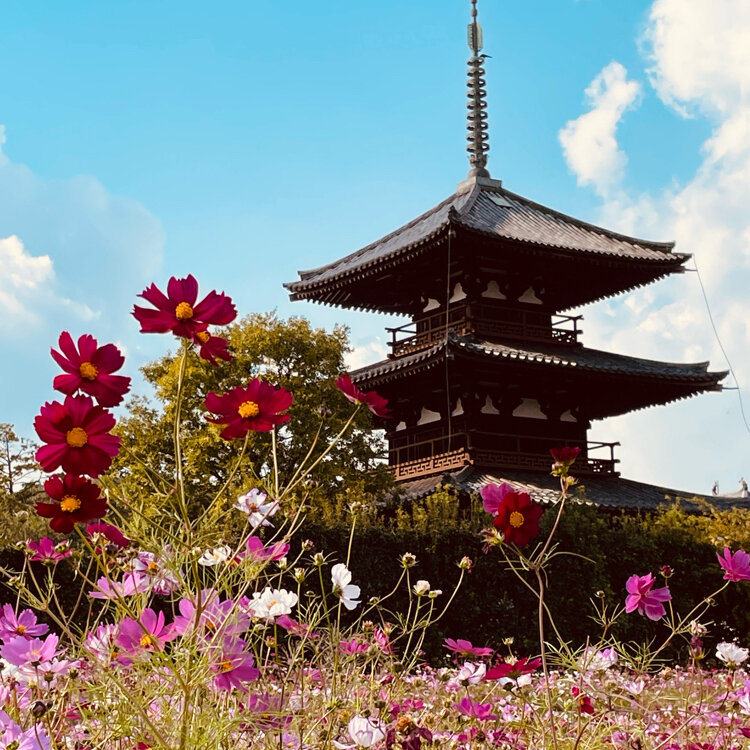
[{"xmin": 1, "ymin": 274, "xmax": 750, "ymax": 749}]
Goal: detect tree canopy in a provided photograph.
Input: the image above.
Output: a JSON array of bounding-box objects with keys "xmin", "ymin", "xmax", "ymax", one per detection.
[{"xmin": 112, "ymin": 313, "xmax": 392, "ymax": 514}]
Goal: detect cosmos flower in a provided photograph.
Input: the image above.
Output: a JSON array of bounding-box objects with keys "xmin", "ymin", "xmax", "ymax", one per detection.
[
  {"xmin": 345, "ymin": 715, "xmax": 387, "ymax": 748},
  {"xmin": 625, "ymin": 573, "xmax": 671, "ymax": 621},
  {"xmin": 482, "ymin": 483, "xmax": 543, "ymax": 546},
  {"xmin": 717, "ymin": 548, "xmax": 750, "ymax": 582},
  {"xmin": 27, "ymin": 537, "xmax": 72, "ymax": 564},
  {"xmin": 209, "ymin": 637, "xmax": 259, "ymax": 692},
  {"xmin": 572, "ymin": 686, "xmax": 595, "ymax": 715},
  {"xmin": 443, "ymin": 638, "xmax": 494, "ymax": 658},
  {"xmin": 191, "ymin": 327, "xmax": 232, "ymax": 366},
  {"xmin": 453, "ymin": 697, "xmax": 498, "ymax": 721},
  {"xmin": 233, "ymin": 488, "xmax": 280, "ymax": 529},
  {"xmin": 36, "ymin": 474, "xmax": 108, "ymax": 534},
  {"xmin": 34, "ymin": 395, "xmax": 120, "ymax": 477},
  {"xmin": 198, "ymin": 545, "xmax": 232, "ymax": 567},
  {"xmin": 716, "ymin": 641, "xmax": 749, "ymax": 667},
  {"xmin": 1, "ymin": 633, "xmax": 60, "ymax": 667},
  {"xmin": 132, "ymin": 274, "xmax": 237, "ymax": 338},
  {"xmin": 243, "ymin": 536, "xmax": 290, "ymax": 562},
  {"xmin": 331, "ymin": 563, "xmax": 361, "ymax": 611},
  {"xmin": 205, "ymin": 379, "xmax": 293, "ymax": 439},
  {"xmin": 335, "ymin": 374, "xmax": 391, "ymax": 418},
  {"xmin": 550, "ymin": 445, "xmax": 581, "ymax": 475},
  {"xmin": 485, "ymin": 656, "xmax": 541, "ymax": 685},
  {"xmin": 128, "ymin": 551, "xmax": 181, "ymax": 595},
  {"xmin": 85, "ymin": 521, "xmax": 130, "ymax": 548},
  {"xmin": 89, "ymin": 574, "xmax": 140, "ymax": 600},
  {"xmin": 51, "ymin": 332, "xmax": 131, "ymax": 407},
  {"xmin": 0, "ymin": 605, "xmax": 49, "ymax": 643},
  {"xmin": 116, "ymin": 608, "xmax": 176, "ymax": 653},
  {"xmin": 246, "ymin": 588, "xmax": 298, "ymax": 621}
]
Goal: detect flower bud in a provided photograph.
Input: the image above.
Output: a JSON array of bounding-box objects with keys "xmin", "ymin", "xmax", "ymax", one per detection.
[
  {"xmin": 293, "ymin": 567, "xmax": 306, "ymax": 583},
  {"xmin": 302, "ymin": 539, "xmax": 315, "ymax": 551},
  {"xmin": 458, "ymin": 556, "xmax": 473, "ymax": 571},
  {"xmin": 413, "ymin": 580, "xmax": 430, "ymax": 596},
  {"xmin": 400, "ymin": 552, "xmax": 417, "ymax": 569},
  {"xmin": 312, "ymin": 552, "xmax": 325, "ymax": 567}
]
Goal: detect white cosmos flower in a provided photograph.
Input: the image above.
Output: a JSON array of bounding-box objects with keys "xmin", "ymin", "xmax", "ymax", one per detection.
[
  {"xmin": 331, "ymin": 563, "xmax": 361, "ymax": 611},
  {"xmin": 198, "ymin": 545, "xmax": 232, "ymax": 567},
  {"xmin": 577, "ymin": 646, "xmax": 618, "ymax": 672},
  {"xmin": 446, "ymin": 660, "xmax": 487, "ymax": 690},
  {"xmin": 716, "ymin": 641, "xmax": 749, "ymax": 667},
  {"xmin": 413, "ymin": 580, "xmax": 430, "ymax": 596},
  {"xmin": 347, "ymin": 715, "xmax": 386, "ymax": 748},
  {"xmin": 247, "ymin": 587, "xmax": 298, "ymax": 620},
  {"xmin": 234, "ymin": 488, "xmax": 280, "ymax": 529}
]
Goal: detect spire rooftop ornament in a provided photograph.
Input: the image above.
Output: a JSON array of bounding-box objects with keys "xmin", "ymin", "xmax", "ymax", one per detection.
[{"xmin": 466, "ymin": 0, "xmax": 490, "ymax": 179}]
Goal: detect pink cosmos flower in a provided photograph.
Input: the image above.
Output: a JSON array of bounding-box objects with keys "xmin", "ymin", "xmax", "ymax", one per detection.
[
  {"xmin": 275, "ymin": 614, "xmax": 318, "ymax": 639},
  {"xmin": 453, "ymin": 696, "xmax": 498, "ymax": 721},
  {"xmin": 27, "ymin": 537, "xmax": 72, "ymax": 564},
  {"xmin": 51, "ymin": 332, "xmax": 131, "ymax": 407},
  {"xmin": 335, "ymin": 374, "xmax": 391, "ymax": 418},
  {"xmin": 717, "ymin": 548, "xmax": 750, "ymax": 582},
  {"xmin": 0, "ymin": 605, "xmax": 49, "ymax": 643},
  {"xmin": 89, "ymin": 574, "xmax": 140, "ymax": 600},
  {"xmin": 339, "ymin": 637, "xmax": 369, "ymax": 654},
  {"xmin": 209, "ymin": 637, "xmax": 260, "ymax": 692},
  {"xmin": 172, "ymin": 592, "xmax": 249, "ymax": 640},
  {"xmin": 116, "ymin": 608, "xmax": 177, "ymax": 653},
  {"xmin": 443, "ymin": 637, "xmax": 494, "ymax": 658},
  {"xmin": 1, "ymin": 633, "xmax": 60, "ymax": 667},
  {"xmin": 132, "ymin": 274, "xmax": 237, "ymax": 338},
  {"xmin": 0, "ymin": 719, "xmax": 50, "ymax": 750},
  {"xmin": 128, "ymin": 551, "xmax": 181, "ymax": 595},
  {"xmin": 625, "ymin": 573, "xmax": 672, "ymax": 620}
]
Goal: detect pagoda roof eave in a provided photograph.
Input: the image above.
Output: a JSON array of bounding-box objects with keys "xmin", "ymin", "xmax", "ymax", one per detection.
[
  {"xmin": 285, "ymin": 182, "xmax": 688, "ymax": 307},
  {"xmin": 395, "ymin": 466, "xmax": 750, "ymax": 511},
  {"xmin": 350, "ymin": 335, "xmax": 726, "ymax": 417}
]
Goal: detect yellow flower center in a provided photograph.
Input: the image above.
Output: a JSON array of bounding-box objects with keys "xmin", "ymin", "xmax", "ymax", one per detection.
[
  {"xmin": 175, "ymin": 301, "xmax": 194, "ymax": 320},
  {"xmin": 509, "ymin": 511, "xmax": 525, "ymax": 528},
  {"xmin": 66, "ymin": 427, "xmax": 88, "ymax": 448},
  {"xmin": 60, "ymin": 495, "xmax": 82, "ymax": 513},
  {"xmin": 79, "ymin": 361, "xmax": 98, "ymax": 380},
  {"xmin": 140, "ymin": 634, "xmax": 154, "ymax": 648},
  {"xmin": 238, "ymin": 400, "xmax": 260, "ymax": 418},
  {"xmin": 16, "ymin": 625, "xmax": 26, "ymax": 635},
  {"xmin": 195, "ymin": 331, "xmax": 210, "ymax": 343},
  {"xmin": 147, "ymin": 561, "xmax": 159, "ymax": 573},
  {"xmin": 220, "ymin": 660, "xmax": 233, "ymax": 673}
]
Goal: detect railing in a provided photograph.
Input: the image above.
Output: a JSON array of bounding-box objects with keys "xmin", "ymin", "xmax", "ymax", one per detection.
[
  {"xmin": 387, "ymin": 304, "xmax": 582, "ymax": 358},
  {"xmin": 390, "ymin": 434, "xmax": 619, "ymax": 481}
]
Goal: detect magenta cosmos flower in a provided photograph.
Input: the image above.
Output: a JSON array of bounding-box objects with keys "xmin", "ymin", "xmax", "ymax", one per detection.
[
  {"xmin": 443, "ymin": 638, "xmax": 494, "ymax": 658},
  {"xmin": 335, "ymin": 374, "xmax": 391, "ymax": 418},
  {"xmin": 34, "ymin": 395, "xmax": 120, "ymax": 477},
  {"xmin": 481, "ymin": 483, "xmax": 543, "ymax": 546},
  {"xmin": 86, "ymin": 521, "xmax": 130, "ymax": 548},
  {"xmin": 51, "ymin": 332, "xmax": 131, "ymax": 407},
  {"xmin": 36, "ymin": 474, "xmax": 108, "ymax": 533},
  {"xmin": 1, "ymin": 633, "xmax": 60, "ymax": 667},
  {"xmin": 192, "ymin": 327, "xmax": 232, "ymax": 366},
  {"xmin": 718, "ymin": 548, "xmax": 750, "ymax": 582},
  {"xmin": 209, "ymin": 637, "xmax": 260, "ymax": 692},
  {"xmin": 27, "ymin": 537, "xmax": 72, "ymax": 564},
  {"xmin": 133, "ymin": 274, "xmax": 237, "ymax": 338},
  {"xmin": 453, "ymin": 697, "xmax": 498, "ymax": 721},
  {"xmin": 205, "ymin": 379, "xmax": 293, "ymax": 439},
  {"xmin": 625, "ymin": 573, "xmax": 671, "ymax": 620}
]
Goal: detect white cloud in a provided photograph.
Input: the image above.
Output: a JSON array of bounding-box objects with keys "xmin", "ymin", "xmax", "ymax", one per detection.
[
  {"xmin": 559, "ymin": 62, "xmax": 642, "ymax": 197},
  {"xmin": 560, "ymin": 0, "xmax": 750, "ymax": 491},
  {"xmin": 345, "ymin": 338, "xmax": 388, "ymax": 371},
  {"xmin": 0, "ymin": 125, "xmax": 164, "ymax": 430}
]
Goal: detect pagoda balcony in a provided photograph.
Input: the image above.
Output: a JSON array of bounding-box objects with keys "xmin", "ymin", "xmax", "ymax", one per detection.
[
  {"xmin": 387, "ymin": 304, "xmax": 582, "ymax": 358},
  {"xmin": 390, "ymin": 433, "xmax": 619, "ymax": 481}
]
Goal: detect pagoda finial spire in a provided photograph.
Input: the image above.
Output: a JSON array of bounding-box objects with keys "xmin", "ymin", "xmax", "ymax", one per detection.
[{"xmin": 466, "ymin": 0, "xmax": 490, "ymax": 179}]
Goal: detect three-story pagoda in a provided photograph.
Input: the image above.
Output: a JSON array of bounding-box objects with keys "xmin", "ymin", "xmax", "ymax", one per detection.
[{"xmin": 285, "ymin": 1, "xmax": 727, "ymax": 509}]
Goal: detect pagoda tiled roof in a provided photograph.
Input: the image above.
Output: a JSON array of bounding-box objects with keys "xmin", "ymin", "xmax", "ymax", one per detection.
[
  {"xmin": 352, "ymin": 333, "xmax": 725, "ymax": 388},
  {"xmin": 286, "ymin": 180, "xmax": 688, "ymax": 296},
  {"xmin": 397, "ymin": 466, "xmax": 750, "ymax": 512}
]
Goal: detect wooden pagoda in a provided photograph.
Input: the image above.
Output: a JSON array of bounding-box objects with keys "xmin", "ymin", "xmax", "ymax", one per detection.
[{"xmin": 285, "ymin": 1, "xmax": 728, "ymax": 509}]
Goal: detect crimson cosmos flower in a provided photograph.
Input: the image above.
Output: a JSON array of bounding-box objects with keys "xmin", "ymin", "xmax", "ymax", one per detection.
[
  {"xmin": 205, "ymin": 379, "xmax": 293, "ymax": 439},
  {"xmin": 86, "ymin": 521, "xmax": 130, "ymax": 548},
  {"xmin": 51, "ymin": 332, "xmax": 131, "ymax": 407},
  {"xmin": 485, "ymin": 656, "xmax": 542, "ymax": 681},
  {"xmin": 335, "ymin": 373, "xmax": 391, "ymax": 418},
  {"xmin": 36, "ymin": 474, "xmax": 108, "ymax": 534},
  {"xmin": 550, "ymin": 445, "xmax": 581, "ymax": 466},
  {"xmin": 192, "ymin": 327, "xmax": 232, "ymax": 366},
  {"xmin": 132, "ymin": 274, "xmax": 237, "ymax": 338},
  {"xmin": 487, "ymin": 484, "xmax": 543, "ymax": 546},
  {"xmin": 35, "ymin": 394, "xmax": 120, "ymax": 477}
]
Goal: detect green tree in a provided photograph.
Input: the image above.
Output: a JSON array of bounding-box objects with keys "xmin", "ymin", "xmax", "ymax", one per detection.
[
  {"xmin": 112, "ymin": 313, "xmax": 392, "ymax": 515},
  {"xmin": 0, "ymin": 423, "xmax": 39, "ymax": 498}
]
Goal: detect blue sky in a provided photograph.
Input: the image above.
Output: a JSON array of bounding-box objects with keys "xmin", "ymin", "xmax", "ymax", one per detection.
[{"xmin": 2, "ymin": 0, "xmax": 749, "ymax": 495}]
